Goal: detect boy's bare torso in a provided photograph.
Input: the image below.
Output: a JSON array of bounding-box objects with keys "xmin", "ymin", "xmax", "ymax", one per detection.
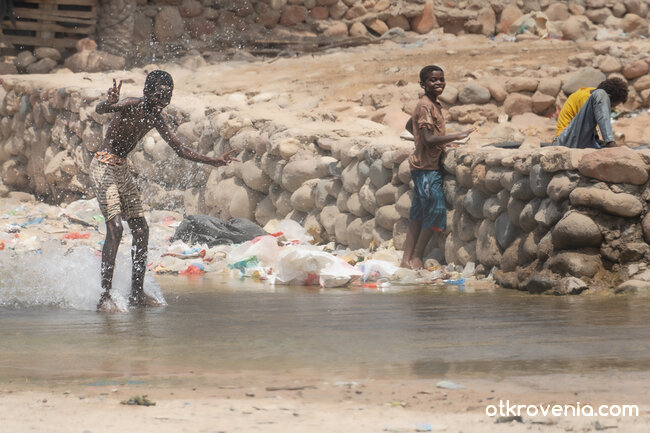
[{"xmin": 99, "ymin": 97, "xmax": 163, "ymax": 158}]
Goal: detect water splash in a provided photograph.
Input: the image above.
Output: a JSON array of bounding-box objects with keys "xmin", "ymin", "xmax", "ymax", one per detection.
[{"xmin": 0, "ymin": 241, "xmax": 164, "ymax": 311}]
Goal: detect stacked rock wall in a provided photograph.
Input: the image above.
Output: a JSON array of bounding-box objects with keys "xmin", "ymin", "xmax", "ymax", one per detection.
[
  {"xmin": 1, "ymin": 77, "xmax": 649, "ymax": 293},
  {"xmin": 5, "ymin": 1, "xmax": 650, "ymax": 75},
  {"xmin": 444, "ymin": 145, "xmax": 650, "ymax": 293},
  {"xmin": 103, "ymin": 1, "xmax": 650, "ymax": 60}
]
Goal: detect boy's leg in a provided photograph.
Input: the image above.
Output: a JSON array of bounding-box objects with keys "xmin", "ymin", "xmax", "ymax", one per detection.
[
  {"xmin": 127, "ymin": 217, "xmax": 160, "ymax": 306},
  {"xmin": 98, "ymin": 215, "xmax": 124, "ymax": 311},
  {"xmin": 402, "ymin": 170, "xmax": 426, "ymax": 269},
  {"xmin": 409, "ymin": 228, "xmax": 435, "ymax": 270},
  {"xmin": 401, "ymin": 219, "xmax": 422, "ymax": 269}
]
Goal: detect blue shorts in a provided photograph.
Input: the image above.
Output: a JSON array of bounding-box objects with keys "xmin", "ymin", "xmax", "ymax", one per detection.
[{"xmin": 409, "ymin": 169, "xmax": 446, "ymax": 232}]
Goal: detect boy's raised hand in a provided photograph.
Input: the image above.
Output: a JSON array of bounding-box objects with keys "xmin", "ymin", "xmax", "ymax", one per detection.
[{"xmin": 107, "ymin": 78, "xmax": 122, "ymax": 104}]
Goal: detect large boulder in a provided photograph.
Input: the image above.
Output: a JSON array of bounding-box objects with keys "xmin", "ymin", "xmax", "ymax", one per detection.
[
  {"xmin": 551, "ymin": 212, "xmax": 602, "ymax": 250},
  {"xmin": 562, "ymin": 67, "xmax": 606, "ymax": 95},
  {"xmin": 547, "ymin": 171, "xmax": 580, "ymax": 201},
  {"xmin": 458, "ymin": 83, "xmax": 491, "ymax": 105},
  {"xmin": 463, "ymin": 188, "xmax": 487, "ymax": 219},
  {"xmin": 376, "ymin": 183, "xmax": 398, "ymax": 206},
  {"xmin": 560, "ymin": 15, "xmax": 597, "ymax": 41},
  {"xmin": 510, "ymin": 177, "xmax": 535, "ymax": 201},
  {"xmin": 155, "ymin": 6, "xmax": 185, "ymax": 43},
  {"xmin": 497, "ymin": 4, "xmax": 523, "ymax": 34},
  {"xmin": 320, "ymin": 205, "xmax": 340, "ymax": 237},
  {"xmin": 359, "ymin": 183, "xmax": 379, "ymax": 215},
  {"xmin": 547, "ymin": 251, "xmax": 602, "ymax": 278},
  {"xmin": 376, "ymin": 205, "xmax": 401, "ymax": 231},
  {"xmin": 241, "ymin": 159, "xmax": 272, "ymax": 192},
  {"xmin": 578, "ymin": 147, "xmax": 649, "ymax": 185},
  {"xmin": 620, "ymin": 13, "xmax": 648, "ymax": 38},
  {"xmin": 476, "ymin": 220, "xmax": 502, "ymax": 267},
  {"xmin": 570, "ymin": 187, "xmax": 643, "ymax": 218},
  {"xmin": 534, "ymin": 197, "xmax": 565, "ymax": 227},
  {"xmin": 622, "ymin": 60, "xmax": 649, "ymax": 80},
  {"xmin": 531, "ymin": 91, "xmax": 556, "ymax": 114},
  {"xmin": 26, "ymin": 58, "xmax": 57, "ymax": 74},
  {"xmin": 545, "ymin": 2, "xmax": 569, "ymax": 21},
  {"xmin": 347, "ymin": 193, "xmax": 370, "ymax": 218},
  {"xmin": 504, "ymin": 93, "xmax": 533, "ymax": 117},
  {"xmin": 495, "ymin": 212, "xmax": 519, "ymax": 249},
  {"xmin": 505, "ymin": 77, "xmax": 538, "ymax": 93},
  {"xmin": 529, "ymin": 164, "xmax": 553, "ymax": 197},
  {"xmin": 290, "ymin": 180, "xmax": 318, "ymax": 212},
  {"xmin": 410, "ymin": 2, "xmax": 436, "ymax": 34},
  {"xmin": 519, "ymin": 197, "xmax": 541, "ymax": 232},
  {"xmin": 342, "ymin": 160, "xmax": 369, "ymax": 193},
  {"xmin": 281, "ymin": 159, "xmax": 325, "ymax": 192}
]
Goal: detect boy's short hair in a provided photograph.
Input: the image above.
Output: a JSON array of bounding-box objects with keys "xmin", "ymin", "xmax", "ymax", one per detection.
[
  {"xmin": 144, "ymin": 70, "xmax": 174, "ymax": 94},
  {"xmin": 419, "ymin": 65, "xmax": 444, "ymax": 83},
  {"xmin": 597, "ymin": 77, "xmax": 628, "ymax": 104}
]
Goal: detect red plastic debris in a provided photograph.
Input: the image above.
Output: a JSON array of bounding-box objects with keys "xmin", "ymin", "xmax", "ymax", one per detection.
[
  {"xmin": 63, "ymin": 232, "xmax": 91, "ymax": 239},
  {"xmin": 179, "ymin": 265, "xmax": 205, "ymax": 276}
]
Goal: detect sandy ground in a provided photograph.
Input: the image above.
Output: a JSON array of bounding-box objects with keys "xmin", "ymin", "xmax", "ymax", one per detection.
[
  {"xmin": 9, "ymin": 31, "xmax": 650, "ymax": 146},
  {"xmin": 1, "ymin": 369, "xmax": 650, "ymax": 432}
]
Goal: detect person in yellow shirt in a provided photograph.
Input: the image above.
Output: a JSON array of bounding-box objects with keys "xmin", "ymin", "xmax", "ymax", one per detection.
[{"xmin": 553, "ymin": 78, "xmax": 628, "ymax": 148}]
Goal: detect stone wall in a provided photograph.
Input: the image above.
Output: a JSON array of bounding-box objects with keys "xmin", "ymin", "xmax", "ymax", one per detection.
[
  {"xmin": 97, "ymin": 0, "xmax": 650, "ymax": 61},
  {"xmin": 5, "ymin": 0, "xmax": 650, "ymax": 75},
  {"xmin": 101, "ymin": 0, "xmax": 436, "ymax": 61},
  {"xmin": 0, "ymin": 76, "xmax": 649, "ymax": 293}
]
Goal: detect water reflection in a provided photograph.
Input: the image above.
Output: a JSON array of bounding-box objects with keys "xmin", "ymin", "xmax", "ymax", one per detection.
[{"xmin": 1, "ymin": 276, "xmax": 649, "ymax": 381}]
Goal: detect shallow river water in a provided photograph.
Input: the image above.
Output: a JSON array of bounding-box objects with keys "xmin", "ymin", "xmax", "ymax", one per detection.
[{"xmin": 2, "ymin": 274, "xmax": 650, "ymax": 382}]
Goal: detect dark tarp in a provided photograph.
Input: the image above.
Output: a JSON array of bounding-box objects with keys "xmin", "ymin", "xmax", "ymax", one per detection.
[{"xmin": 170, "ymin": 215, "xmax": 267, "ymax": 247}]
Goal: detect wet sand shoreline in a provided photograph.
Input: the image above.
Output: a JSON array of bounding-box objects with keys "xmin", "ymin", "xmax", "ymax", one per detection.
[{"xmin": 2, "ymin": 369, "xmax": 649, "ymax": 432}]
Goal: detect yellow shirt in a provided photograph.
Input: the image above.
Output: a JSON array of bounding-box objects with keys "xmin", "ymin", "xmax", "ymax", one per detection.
[{"xmin": 555, "ymin": 87, "xmax": 594, "ymax": 137}]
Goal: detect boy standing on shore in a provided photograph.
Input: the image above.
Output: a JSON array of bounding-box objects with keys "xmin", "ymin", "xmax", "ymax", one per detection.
[
  {"xmin": 91, "ymin": 70, "xmax": 237, "ymax": 312},
  {"xmin": 400, "ymin": 65, "xmax": 474, "ymax": 270}
]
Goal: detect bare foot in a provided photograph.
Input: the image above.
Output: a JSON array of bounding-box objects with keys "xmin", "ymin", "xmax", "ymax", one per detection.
[
  {"xmin": 129, "ymin": 292, "xmax": 165, "ymax": 307},
  {"xmin": 97, "ymin": 293, "xmax": 122, "ymax": 312},
  {"xmin": 409, "ymin": 257, "xmax": 424, "ymax": 270}
]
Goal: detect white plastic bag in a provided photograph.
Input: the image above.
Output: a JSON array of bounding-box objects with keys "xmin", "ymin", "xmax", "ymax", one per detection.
[
  {"xmin": 355, "ymin": 259, "xmax": 400, "ymax": 282},
  {"xmin": 274, "ymin": 245, "xmax": 361, "ymax": 286},
  {"xmin": 276, "ymin": 219, "xmax": 313, "ymax": 244},
  {"xmin": 227, "ymin": 235, "xmax": 282, "ymax": 267}
]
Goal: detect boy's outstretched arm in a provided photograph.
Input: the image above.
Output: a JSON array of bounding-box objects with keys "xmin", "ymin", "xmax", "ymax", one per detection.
[
  {"xmin": 421, "ymin": 127, "xmax": 475, "ymax": 147},
  {"xmin": 156, "ymin": 121, "xmax": 239, "ymax": 167}
]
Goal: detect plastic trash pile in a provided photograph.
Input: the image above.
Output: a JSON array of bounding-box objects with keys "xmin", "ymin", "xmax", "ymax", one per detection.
[
  {"xmin": 150, "ymin": 219, "xmax": 492, "ymax": 290},
  {"xmin": 1, "ymin": 196, "xmax": 495, "ymax": 291}
]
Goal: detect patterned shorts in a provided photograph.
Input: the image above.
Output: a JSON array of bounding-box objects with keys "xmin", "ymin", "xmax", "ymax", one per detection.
[
  {"xmin": 89, "ymin": 153, "xmax": 144, "ymax": 221},
  {"xmin": 409, "ymin": 169, "xmax": 447, "ymax": 232}
]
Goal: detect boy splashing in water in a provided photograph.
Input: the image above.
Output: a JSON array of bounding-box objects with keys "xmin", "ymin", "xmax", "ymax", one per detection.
[
  {"xmin": 400, "ymin": 65, "xmax": 474, "ymax": 270},
  {"xmin": 90, "ymin": 70, "xmax": 237, "ymax": 311}
]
